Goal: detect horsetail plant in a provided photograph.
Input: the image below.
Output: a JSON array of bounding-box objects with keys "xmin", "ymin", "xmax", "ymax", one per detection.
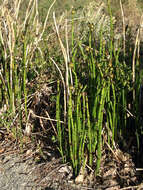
[
  {"xmin": 96, "ymin": 84, "xmax": 107, "ymax": 174},
  {"xmin": 22, "ymin": 35, "xmax": 28, "ymax": 119},
  {"xmin": 56, "ymin": 79, "xmax": 64, "ymax": 161}
]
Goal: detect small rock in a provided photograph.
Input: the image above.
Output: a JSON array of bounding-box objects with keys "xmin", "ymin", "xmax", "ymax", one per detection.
[
  {"xmin": 26, "ymin": 149, "xmax": 33, "ymax": 156},
  {"xmin": 75, "ymin": 174, "xmax": 84, "ymax": 184}
]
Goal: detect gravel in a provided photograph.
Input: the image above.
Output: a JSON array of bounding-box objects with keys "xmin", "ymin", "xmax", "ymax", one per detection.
[{"xmin": 0, "ymin": 153, "xmax": 42, "ymax": 190}]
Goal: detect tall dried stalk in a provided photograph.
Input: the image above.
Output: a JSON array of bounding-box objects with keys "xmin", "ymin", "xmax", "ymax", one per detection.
[
  {"xmin": 120, "ymin": 0, "xmax": 126, "ymax": 58},
  {"xmin": 22, "ymin": 0, "xmax": 35, "ymax": 30},
  {"xmin": 50, "ymin": 56, "xmax": 66, "ymax": 125},
  {"xmin": 132, "ymin": 14, "xmax": 143, "ymax": 100},
  {"xmin": 37, "ymin": 0, "xmax": 56, "ymax": 44},
  {"xmin": 53, "ymin": 11, "xmax": 70, "ymax": 124},
  {"xmin": 14, "ymin": 0, "xmax": 22, "ymax": 20}
]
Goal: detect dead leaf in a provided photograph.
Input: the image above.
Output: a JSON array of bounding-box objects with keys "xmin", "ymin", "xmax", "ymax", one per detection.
[{"xmin": 0, "ymin": 148, "xmax": 5, "ymax": 154}]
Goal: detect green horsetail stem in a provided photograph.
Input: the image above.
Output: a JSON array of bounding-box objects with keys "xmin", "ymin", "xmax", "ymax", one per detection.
[
  {"xmin": 111, "ymin": 83, "xmax": 116, "ymax": 142},
  {"xmin": 5, "ymin": 53, "xmax": 10, "ymax": 107},
  {"xmin": 68, "ymin": 88, "xmax": 74, "ymax": 168},
  {"xmin": 86, "ymin": 95, "xmax": 92, "ymax": 167},
  {"xmin": 23, "ymin": 36, "xmax": 28, "ymax": 119},
  {"xmin": 56, "ymin": 80, "xmax": 64, "ymax": 160},
  {"xmin": 0, "ymin": 42, "xmax": 7, "ymax": 106},
  {"xmin": 76, "ymin": 86, "xmax": 87, "ymax": 167},
  {"xmin": 9, "ymin": 54, "xmax": 15, "ymax": 113},
  {"xmin": 78, "ymin": 92, "xmax": 87, "ymax": 166},
  {"xmin": 96, "ymin": 85, "xmax": 106, "ymax": 174}
]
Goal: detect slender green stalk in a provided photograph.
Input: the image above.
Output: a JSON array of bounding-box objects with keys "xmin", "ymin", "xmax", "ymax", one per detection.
[
  {"xmin": 96, "ymin": 85, "xmax": 106, "ymax": 174},
  {"xmin": 56, "ymin": 80, "xmax": 64, "ymax": 161},
  {"xmin": 22, "ymin": 36, "xmax": 28, "ymax": 119},
  {"xmin": 86, "ymin": 95, "xmax": 92, "ymax": 167},
  {"xmin": 9, "ymin": 54, "xmax": 15, "ymax": 113},
  {"xmin": 78, "ymin": 92, "xmax": 86, "ymax": 165},
  {"xmin": 68, "ymin": 88, "xmax": 74, "ymax": 168},
  {"xmin": 111, "ymin": 83, "xmax": 116, "ymax": 141}
]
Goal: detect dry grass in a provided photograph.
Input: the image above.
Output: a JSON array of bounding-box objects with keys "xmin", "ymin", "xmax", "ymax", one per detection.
[{"xmin": 113, "ymin": 0, "xmax": 142, "ymax": 33}]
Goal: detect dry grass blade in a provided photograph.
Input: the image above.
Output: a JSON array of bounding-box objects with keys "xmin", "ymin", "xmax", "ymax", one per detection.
[
  {"xmin": 50, "ymin": 57, "xmax": 67, "ymax": 124},
  {"xmin": 22, "ymin": 0, "xmax": 35, "ymax": 30},
  {"xmin": 65, "ymin": 18, "xmax": 72, "ymax": 91},
  {"xmin": 14, "ymin": 0, "xmax": 22, "ymax": 20},
  {"xmin": 132, "ymin": 14, "xmax": 143, "ymax": 100},
  {"xmin": 103, "ymin": 134, "xmax": 121, "ymax": 163},
  {"xmin": 53, "ymin": 11, "xmax": 71, "ymax": 126},
  {"xmin": 119, "ymin": 185, "xmax": 139, "ymax": 190},
  {"xmin": 37, "ymin": 0, "xmax": 56, "ymax": 44},
  {"xmin": 53, "ymin": 12, "xmax": 69, "ymax": 93},
  {"xmin": 29, "ymin": 109, "xmax": 64, "ymax": 124},
  {"xmin": 52, "ymin": 12, "xmax": 68, "ymax": 64},
  {"xmin": 44, "ymin": 110, "xmax": 57, "ymax": 136},
  {"xmin": 120, "ymin": 0, "xmax": 125, "ymax": 57}
]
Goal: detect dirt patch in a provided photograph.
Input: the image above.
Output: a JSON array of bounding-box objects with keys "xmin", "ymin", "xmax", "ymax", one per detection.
[{"xmin": 0, "ymin": 136, "xmax": 143, "ymax": 190}]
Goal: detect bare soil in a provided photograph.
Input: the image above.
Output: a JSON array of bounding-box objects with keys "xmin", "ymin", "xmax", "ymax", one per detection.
[{"xmin": 0, "ymin": 133, "xmax": 143, "ymax": 190}]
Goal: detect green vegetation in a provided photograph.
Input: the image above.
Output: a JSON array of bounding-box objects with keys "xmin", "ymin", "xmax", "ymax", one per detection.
[{"xmin": 0, "ymin": 0, "xmax": 143, "ymax": 178}]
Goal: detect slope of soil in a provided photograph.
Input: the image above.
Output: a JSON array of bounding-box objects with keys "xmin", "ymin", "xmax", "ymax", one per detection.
[{"xmin": 0, "ymin": 135, "xmax": 143, "ymax": 190}]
